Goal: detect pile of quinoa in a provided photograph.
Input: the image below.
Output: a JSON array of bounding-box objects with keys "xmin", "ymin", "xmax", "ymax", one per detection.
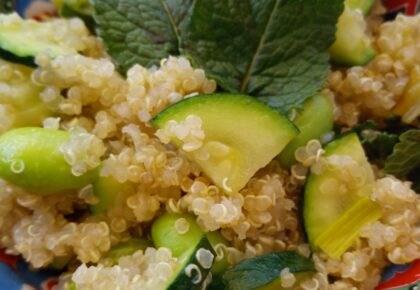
[{"xmin": 0, "ymin": 6, "xmax": 419, "ymax": 290}]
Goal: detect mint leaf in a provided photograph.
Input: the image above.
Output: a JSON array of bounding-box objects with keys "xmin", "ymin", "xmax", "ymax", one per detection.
[
  {"xmin": 350, "ymin": 121, "xmax": 399, "ymax": 165},
  {"xmin": 93, "ymin": 0, "xmax": 342, "ymax": 112},
  {"xmin": 362, "ymin": 132, "xmax": 399, "ymax": 166},
  {"xmin": 92, "ymin": 0, "xmax": 192, "ymax": 74},
  {"xmin": 347, "ymin": 119, "xmax": 418, "ymax": 167},
  {"xmin": 182, "ymin": 0, "xmax": 343, "ymax": 113},
  {"xmin": 222, "ymin": 251, "xmax": 315, "ymax": 290},
  {"xmin": 385, "ymin": 130, "xmax": 420, "ymax": 183}
]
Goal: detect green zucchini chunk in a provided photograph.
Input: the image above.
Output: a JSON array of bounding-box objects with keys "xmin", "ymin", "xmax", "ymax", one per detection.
[{"xmin": 151, "ymin": 94, "xmax": 298, "ymax": 193}]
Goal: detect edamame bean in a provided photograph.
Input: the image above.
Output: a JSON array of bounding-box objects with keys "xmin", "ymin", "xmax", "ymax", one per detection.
[{"xmin": 0, "ymin": 127, "xmax": 98, "ymax": 194}]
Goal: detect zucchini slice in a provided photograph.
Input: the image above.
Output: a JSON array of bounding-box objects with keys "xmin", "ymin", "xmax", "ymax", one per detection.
[
  {"xmin": 0, "ymin": 13, "xmax": 89, "ymax": 66},
  {"xmin": 303, "ymin": 133, "xmax": 382, "ymax": 258},
  {"xmin": 151, "ymin": 213, "xmax": 229, "ymax": 275},
  {"xmin": 69, "ymin": 237, "xmax": 215, "ymax": 290},
  {"xmin": 151, "ymin": 94, "xmax": 298, "ymax": 193},
  {"xmin": 164, "ymin": 237, "xmax": 216, "ymax": 290},
  {"xmin": 329, "ymin": 5, "xmax": 376, "ymax": 66},
  {"xmin": 278, "ymin": 94, "xmax": 334, "ymax": 168},
  {"xmin": 0, "ymin": 61, "xmax": 53, "ymax": 132}
]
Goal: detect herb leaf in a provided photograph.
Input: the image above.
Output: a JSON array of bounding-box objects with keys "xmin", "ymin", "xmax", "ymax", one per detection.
[
  {"xmin": 347, "ymin": 119, "xmax": 418, "ymax": 167},
  {"xmin": 92, "ymin": 0, "xmax": 192, "ymax": 74},
  {"xmin": 93, "ymin": 0, "xmax": 343, "ymax": 113},
  {"xmin": 222, "ymin": 251, "xmax": 315, "ymax": 290},
  {"xmin": 384, "ymin": 129, "xmax": 420, "ymax": 183},
  {"xmin": 361, "ymin": 132, "xmax": 399, "ymax": 166},
  {"xmin": 182, "ymin": 0, "xmax": 343, "ymax": 113},
  {"xmin": 351, "ymin": 121, "xmax": 399, "ymax": 165}
]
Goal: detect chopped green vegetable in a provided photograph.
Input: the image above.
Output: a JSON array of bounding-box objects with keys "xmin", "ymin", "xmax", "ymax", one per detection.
[
  {"xmin": 0, "ymin": 128, "xmax": 98, "ymax": 194},
  {"xmin": 314, "ymin": 196, "xmax": 382, "ymax": 258},
  {"xmin": 105, "ymin": 238, "xmax": 152, "ymax": 264},
  {"xmin": 278, "ymin": 94, "xmax": 334, "ymax": 168},
  {"xmin": 151, "ymin": 213, "xmax": 229, "ymax": 274},
  {"xmin": 384, "ymin": 129, "xmax": 420, "ymax": 182},
  {"xmin": 151, "ymin": 213, "xmax": 203, "ymax": 258},
  {"xmin": 164, "ymin": 237, "xmax": 215, "ymax": 290},
  {"xmin": 304, "ymin": 133, "xmax": 381, "ymax": 258},
  {"xmin": 329, "ymin": 5, "xmax": 376, "ymax": 66},
  {"xmin": 0, "ymin": 13, "xmax": 88, "ymax": 66},
  {"xmin": 206, "ymin": 231, "xmax": 229, "ymax": 274},
  {"xmin": 93, "ymin": 0, "xmax": 343, "ymax": 113},
  {"xmin": 0, "ymin": 61, "xmax": 53, "ymax": 130},
  {"xmin": 92, "ymin": 0, "xmax": 193, "ymax": 74},
  {"xmin": 222, "ymin": 252, "xmax": 315, "ymax": 290},
  {"xmin": 151, "ymin": 94, "xmax": 298, "ymax": 193}
]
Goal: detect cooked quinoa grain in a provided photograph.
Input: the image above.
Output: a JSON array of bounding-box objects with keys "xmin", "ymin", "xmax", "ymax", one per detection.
[
  {"xmin": 0, "ymin": 7, "xmax": 418, "ymax": 290},
  {"xmin": 326, "ymin": 13, "xmax": 420, "ymax": 126}
]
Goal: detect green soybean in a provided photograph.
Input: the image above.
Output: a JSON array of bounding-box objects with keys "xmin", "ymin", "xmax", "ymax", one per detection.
[{"xmin": 0, "ymin": 127, "xmax": 98, "ymax": 194}]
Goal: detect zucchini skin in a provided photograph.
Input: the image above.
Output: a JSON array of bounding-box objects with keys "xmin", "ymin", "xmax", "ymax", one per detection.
[
  {"xmin": 0, "ymin": 47, "xmax": 36, "ymax": 67},
  {"xmin": 167, "ymin": 237, "xmax": 216, "ymax": 290}
]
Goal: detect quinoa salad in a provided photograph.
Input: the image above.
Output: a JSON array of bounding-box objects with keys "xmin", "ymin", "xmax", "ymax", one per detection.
[{"xmin": 0, "ymin": 0, "xmax": 419, "ymax": 289}]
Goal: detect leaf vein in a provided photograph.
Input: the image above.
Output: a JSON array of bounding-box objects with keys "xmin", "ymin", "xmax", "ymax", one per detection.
[{"xmin": 239, "ymin": 0, "xmax": 281, "ymax": 93}]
